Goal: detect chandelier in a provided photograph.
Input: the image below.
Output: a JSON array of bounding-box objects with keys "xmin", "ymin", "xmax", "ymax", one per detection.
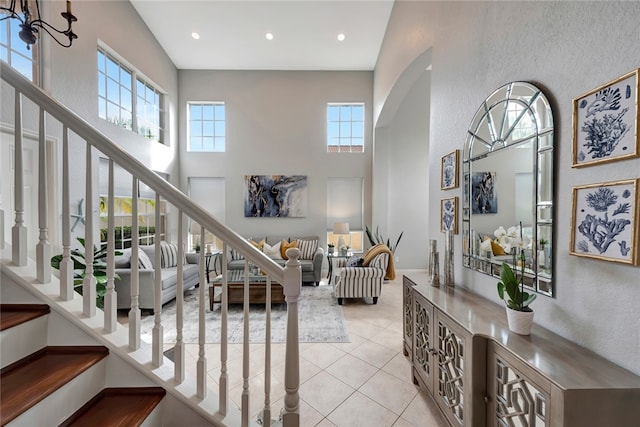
[{"xmin": 0, "ymin": 0, "xmax": 77, "ymax": 49}]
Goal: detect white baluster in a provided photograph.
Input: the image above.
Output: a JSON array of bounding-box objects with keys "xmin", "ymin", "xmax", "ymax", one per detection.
[
  {"xmin": 103, "ymin": 159, "xmax": 116, "ymax": 332},
  {"xmin": 242, "ymin": 258, "xmax": 250, "ymax": 426},
  {"xmin": 152, "ymin": 191, "xmax": 163, "ymax": 367},
  {"xmin": 83, "ymin": 144, "xmax": 96, "ymax": 317},
  {"xmin": 59, "ymin": 126, "xmax": 73, "ymax": 300},
  {"xmin": 36, "ymin": 107, "xmax": 51, "ymax": 284},
  {"xmin": 262, "ymin": 275, "xmax": 273, "ymax": 426},
  {"xmin": 219, "ymin": 242, "xmax": 229, "ymax": 415},
  {"xmin": 197, "ymin": 226, "xmax": 207, "ymax": 398},
  {"xmin": 12, "ymin": 90, "xmax": 27, "ymax": 266},
  {"xmin": 281, "ymin": 248, "xmax": 301, "ymax": 426},
  {"xmin": 0, "ymin": 202, "xmax": 4, "ymax": 250},
  {"xmin": 129, "ymin": 177, "xmax": 141, "ymax": 350},
  {"xmin": 174, "ymin": 211, "xmax": 185, "ymax": 382}
]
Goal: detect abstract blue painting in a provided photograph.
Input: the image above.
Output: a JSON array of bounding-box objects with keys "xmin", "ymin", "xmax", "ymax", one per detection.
[
  {"xmin": 471, "ymin": 172, "xmax": 497, "ymax": 214},
  {"xmin": 573, "ymin": 69, "xmax": 639, "ymax": 167},
  {"xmin": 245, "ymin": 175, "xmax": 307, "ymax": 217},
  {"xmin": 571, "ymin": 179, "xmax": 638, "ymax": 264}
]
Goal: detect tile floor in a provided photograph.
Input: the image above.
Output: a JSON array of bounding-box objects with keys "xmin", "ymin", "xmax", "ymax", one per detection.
[{"xmin": 176, "ymin": 272, "xmax": 449, "ymax": 427}]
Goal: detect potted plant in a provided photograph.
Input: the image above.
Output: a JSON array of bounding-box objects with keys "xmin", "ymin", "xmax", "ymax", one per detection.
[
  {"xmin": 497, "ymin": 254, "xmax": 536, "ymax": 335},
  {"xmin": 327, "ymin": 242, "xmax": 335, "ymax": 254}
]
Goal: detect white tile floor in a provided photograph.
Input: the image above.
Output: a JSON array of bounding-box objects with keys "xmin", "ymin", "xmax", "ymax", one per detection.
[{"xmin": 175, "ymin": 272, "xmax": 449, "ymax": 427}]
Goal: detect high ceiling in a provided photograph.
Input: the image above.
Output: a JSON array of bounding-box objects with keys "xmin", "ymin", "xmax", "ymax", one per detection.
[{"xmin": 130, "ymin": 0, "xmax": 395, "ymax": 71}]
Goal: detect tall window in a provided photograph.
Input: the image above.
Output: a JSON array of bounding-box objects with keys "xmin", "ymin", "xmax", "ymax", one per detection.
[
  {"xmin": 97, "ymin": 47, "xmax": 165, "ymax": 143},
  {"xmin": 0, "ymin": 18, "xmax": 37, "ymax": 82},
  {"xmin": 327, "ymin": 177, "xmax": 364, "ymax": 252},
  {"xmin": 327, "ymin": 103, "xmax": 364, "ymax": 153},
  {"xmin": 98, "ymin": 158, "xmax": 166, "ymax": 249},
  {"xmin": 188, "ymin": 103, "xmax": 225, "ymax": 152}
]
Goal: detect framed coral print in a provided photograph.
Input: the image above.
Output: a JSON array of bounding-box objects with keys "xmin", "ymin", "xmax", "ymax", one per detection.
[
  {"xmin": 572, "ymin": 69, "xmax": 639, "ymax": 167},
  {"xmin": 441, "ymin": 197, "xmax": 458, "ymax": 234},
  {"xmin": 441, "ymin": 150, "xmax": 459, "ymax": 190},
  {"xmin": 570, "ymin": 179, "xmax": 639, "ymax": 265}
]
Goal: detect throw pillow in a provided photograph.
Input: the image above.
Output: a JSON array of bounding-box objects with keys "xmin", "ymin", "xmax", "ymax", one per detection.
[
  {"xmin": 138, "ymin": 249, "xmax": 154, "ymax": 270},
  {"xmin": 490, "ymin": 240, "xmax": 507, "ymax": 256},
  {"xmin": 249, "ymin": 238, "xmax": 265, "ymax": 251},
  {"xmin": 160, "ymin": 241, "xmax": 180, "ymax": 268},
  {"xmin": 346, "ymin": 255, "xmax": 363, "ymax": 267},
  {"xmin": 280, "ymin": 240, "xmax": 298, "ymax": 260},
  {"xmin": 263, "ymin": 241, "xmax": 283, "ymax": 259},
  {"xmin": 114, "ymin": 248, "xmax": 132, "ymax": 268},
  {"xmin": 230, "ymin": 248, "xmax": 244, "ymax": 261},
  {"xmin": 297, "ymin": 239, "xmax": 318, "ymax": 260}
]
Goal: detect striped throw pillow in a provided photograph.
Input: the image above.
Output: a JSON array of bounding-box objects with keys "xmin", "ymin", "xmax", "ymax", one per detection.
[
  {"xmin": 160, "ymin": 241, "xmax": 180, "ymax": 268},
  {"xmin": 297, "ymin": 239, "xmax": 318, "ymax": 260},
  {"xmin": 138, "ymin": 249, "xmax": 154, "ymax": 270}
]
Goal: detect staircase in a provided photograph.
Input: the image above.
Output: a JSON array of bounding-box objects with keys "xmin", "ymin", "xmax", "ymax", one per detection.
[
  {"xmin": 1, "ymin": 304, "xmax": 164, "ymax": 426},
  {"xmin": 1, "ymin": 61, "xmax": 302, "ymax": 426}
]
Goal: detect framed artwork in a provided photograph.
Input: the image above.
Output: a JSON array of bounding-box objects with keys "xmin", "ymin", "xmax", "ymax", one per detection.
[
  {"xmin": 244, "ymin": 175, "xmax": 307, "ymax": 217},
  {"xmin": 471, "ymin": 171, "xmax": 497, "ymax": 214},
  {"xmin": 572, "ymin": 68, "xmax": 639, "ymax": 167},
  {"xmin": 570, "ymin": 179, "xmax": 639, "ymax": 265},
  {"xmin": 441, "ymin": 197, "xmax": 458, "ymax": 233},
  {"xmin": 441, "ymin": 150, "xmax": 459, "ymax": 190}
]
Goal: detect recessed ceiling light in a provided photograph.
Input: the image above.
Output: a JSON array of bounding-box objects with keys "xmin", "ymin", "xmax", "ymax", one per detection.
[
  {"xmin": 265, "ymin": 32, "xmax": 274, "ymax": 40},
  {"xmin": 191, "ymin": 32, "xmax": 200, "ymax": 40},
  {"xmin": 337, "ymin": 33, "xmax": 346, "ymax": 41}
]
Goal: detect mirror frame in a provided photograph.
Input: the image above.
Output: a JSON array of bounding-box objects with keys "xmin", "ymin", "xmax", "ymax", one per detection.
[{"xmin": 462, "ymin": 81, "xmax": 554, "ymax": 297}]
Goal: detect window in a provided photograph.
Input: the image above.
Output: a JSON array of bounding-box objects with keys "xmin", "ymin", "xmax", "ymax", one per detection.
[
  {"xmin": 98, "ymin": 158, "xmax": 166, "ymax": 249},
  {"xmin": 188, "ymin": 103, "xmax": 225, "ymax": 152},
  {"xmin": 327, "ymin": 103, "xmax": 364, "ymax": 153},
  {"xmin": 326, "ymin": 177, "xmax": 364, "ymax": 252},
  {"xmin": 97, "ymin": 47, "xmax": 164, "ymax": 143},
  {"xmin": 0, "ymin": 17, "xmax": 37, "ymax": 82}
]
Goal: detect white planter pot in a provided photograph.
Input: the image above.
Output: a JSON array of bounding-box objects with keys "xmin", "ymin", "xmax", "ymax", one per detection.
[{"xmin": 506, "ymin": 307, "xmax": 535, "ymax": 335}]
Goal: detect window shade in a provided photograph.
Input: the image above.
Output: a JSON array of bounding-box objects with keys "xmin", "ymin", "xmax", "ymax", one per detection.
[{"xmin": 327, "ymin": 177, "xmax": 363, "ymax": 230}]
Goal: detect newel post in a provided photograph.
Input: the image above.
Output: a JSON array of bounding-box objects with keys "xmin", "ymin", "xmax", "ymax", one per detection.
[{"xmin": 281, "ymin": 247, "xmax": 301, "ymax": 427}]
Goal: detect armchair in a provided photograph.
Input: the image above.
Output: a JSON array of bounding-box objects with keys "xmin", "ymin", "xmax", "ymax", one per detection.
[{"xmin": 333, "ymin": 246, "xmax": 391, "ymax": 305}]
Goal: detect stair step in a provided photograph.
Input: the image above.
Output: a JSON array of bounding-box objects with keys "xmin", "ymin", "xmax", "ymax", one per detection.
[
  {"xmin": 0, "ymin": 304, "xmax": 50, "ymax": 331},
  {"xmin": 59, "ymin": 387, "xmax": 166, "ymax": 427},
  {"xmin": 0, "ymin": 346, "xmax": 109, "ymax": 426}
]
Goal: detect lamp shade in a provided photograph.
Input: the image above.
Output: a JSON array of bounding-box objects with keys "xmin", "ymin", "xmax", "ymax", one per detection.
[{"xmin": 333, "ymin": 222, "xmax": 350, "ymax": 235}]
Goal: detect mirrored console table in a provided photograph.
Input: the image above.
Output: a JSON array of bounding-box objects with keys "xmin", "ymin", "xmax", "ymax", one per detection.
[{"xmin": 403, "ymin": 272, "xmax": 640, "ymax": 427}]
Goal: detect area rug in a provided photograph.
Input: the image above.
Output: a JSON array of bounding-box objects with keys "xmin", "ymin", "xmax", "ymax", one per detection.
[{"xmin": 140, "ymin": 285, "xmax": 349, "ymax": 344}]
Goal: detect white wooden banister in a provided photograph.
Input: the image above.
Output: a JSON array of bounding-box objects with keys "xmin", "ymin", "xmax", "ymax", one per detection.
[
  {"xmin": 59, "ymin": 125, "xmax": 73, "ymax": 300},
  {"xmin": 2, "ymin": 61, "xmax": 302, "ymax": 427},
  {"xmin": 12, "ymin": 89, "xmax": 26, "ymax": 266},
  {"xmin": 36, "ymin": 107, "xmax": 51, "ymax": 283},
  {"xmin": 82, "ymin": 143, "xmax": 96, "ymax": 317}
]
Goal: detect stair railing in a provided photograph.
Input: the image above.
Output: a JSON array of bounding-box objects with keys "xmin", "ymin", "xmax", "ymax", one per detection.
[{"xmin": 1, "ymin": 61, "xmax": 300, "ymax": 427}]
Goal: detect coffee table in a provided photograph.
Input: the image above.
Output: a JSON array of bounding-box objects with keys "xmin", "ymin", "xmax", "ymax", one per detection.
[{"xmin": 208, "ymin": 270, "xmax": 285, "ymax": 310}]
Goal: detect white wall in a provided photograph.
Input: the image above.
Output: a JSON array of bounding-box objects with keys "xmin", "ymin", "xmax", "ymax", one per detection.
[
  {"xmin": 375, "ymin": 1, "xmax": 640, "ymax": 375},
  {"xmin": 177, "ymin": 70, "xmax": 373, "ymax": 247}
]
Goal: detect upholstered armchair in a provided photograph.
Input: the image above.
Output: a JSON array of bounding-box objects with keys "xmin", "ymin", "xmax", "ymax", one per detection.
[{"xmin": 333, "ymin": 246, "xmax": 391, "ymax": 305}]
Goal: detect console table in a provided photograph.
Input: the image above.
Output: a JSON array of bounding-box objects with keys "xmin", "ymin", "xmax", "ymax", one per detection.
[{"xmin": 403, "ymin": 271, "xmax": 640, "ymax": 427}]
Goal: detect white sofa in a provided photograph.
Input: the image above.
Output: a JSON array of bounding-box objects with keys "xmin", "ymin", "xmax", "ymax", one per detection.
[{"xmin": 114, "ymin": 244, "xmax": 200, "ymax": 311}]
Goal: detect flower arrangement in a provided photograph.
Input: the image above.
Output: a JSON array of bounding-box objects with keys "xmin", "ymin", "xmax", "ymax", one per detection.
[
  {"xmin": 480, "ymin": 223, "xmax": 531, "ymax": 256},
  {"xmin": 497, "ymin": 260, "xmax": 536, "ymax": 312}
]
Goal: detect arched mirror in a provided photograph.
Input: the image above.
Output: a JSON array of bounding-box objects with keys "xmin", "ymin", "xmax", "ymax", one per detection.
[{"xmin": 462, "ymin": 82, "xmax": 554, "ymax": 296}]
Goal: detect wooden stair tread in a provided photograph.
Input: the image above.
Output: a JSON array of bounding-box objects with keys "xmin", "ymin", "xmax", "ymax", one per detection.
[
  {"xmin": 60, "ymin": 387, "xmax": 166, "ymax": 427},
  {"xmin": 0, "ymin": 304, "xmax": 50, "ymax": 331},
  {"xmin": 0, "ymin": 346, "xmax": 109, "ymax": 426}
]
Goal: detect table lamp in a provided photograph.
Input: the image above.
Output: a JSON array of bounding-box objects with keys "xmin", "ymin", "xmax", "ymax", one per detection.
[{"xmin": 333, "ymin": 222, "xmax": 350, "ymax": 252}]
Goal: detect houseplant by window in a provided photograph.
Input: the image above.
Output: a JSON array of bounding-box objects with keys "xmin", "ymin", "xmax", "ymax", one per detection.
[{"xmin": 497, "ymin": 253, "xmax": 536, "ymax": 335}]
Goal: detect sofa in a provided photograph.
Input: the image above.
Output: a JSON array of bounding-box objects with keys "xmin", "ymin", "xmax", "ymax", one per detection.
[
  {"xmin": 115, "ymin": 243, "xmax": 200, "ymax": 310},
  {"xmin": 224, "ymin": 235, "xmax": 324, "ymax": 285}
]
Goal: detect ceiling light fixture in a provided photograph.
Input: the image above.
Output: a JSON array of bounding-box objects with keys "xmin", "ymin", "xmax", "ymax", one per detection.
[
  {"xmin": 0, "ymin": 0, "xmax": 78, "ymax": 50},
  {"xmin": 191, "ymin": 32, "xmax": 200, "ymax": 40},
  {"xmin": 337, "ymin": 33, "xmax": 345, "ymax": 41},
  {"xmin": 265, "ymin": 32, "xmax": 274, "ymax": 40}
]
